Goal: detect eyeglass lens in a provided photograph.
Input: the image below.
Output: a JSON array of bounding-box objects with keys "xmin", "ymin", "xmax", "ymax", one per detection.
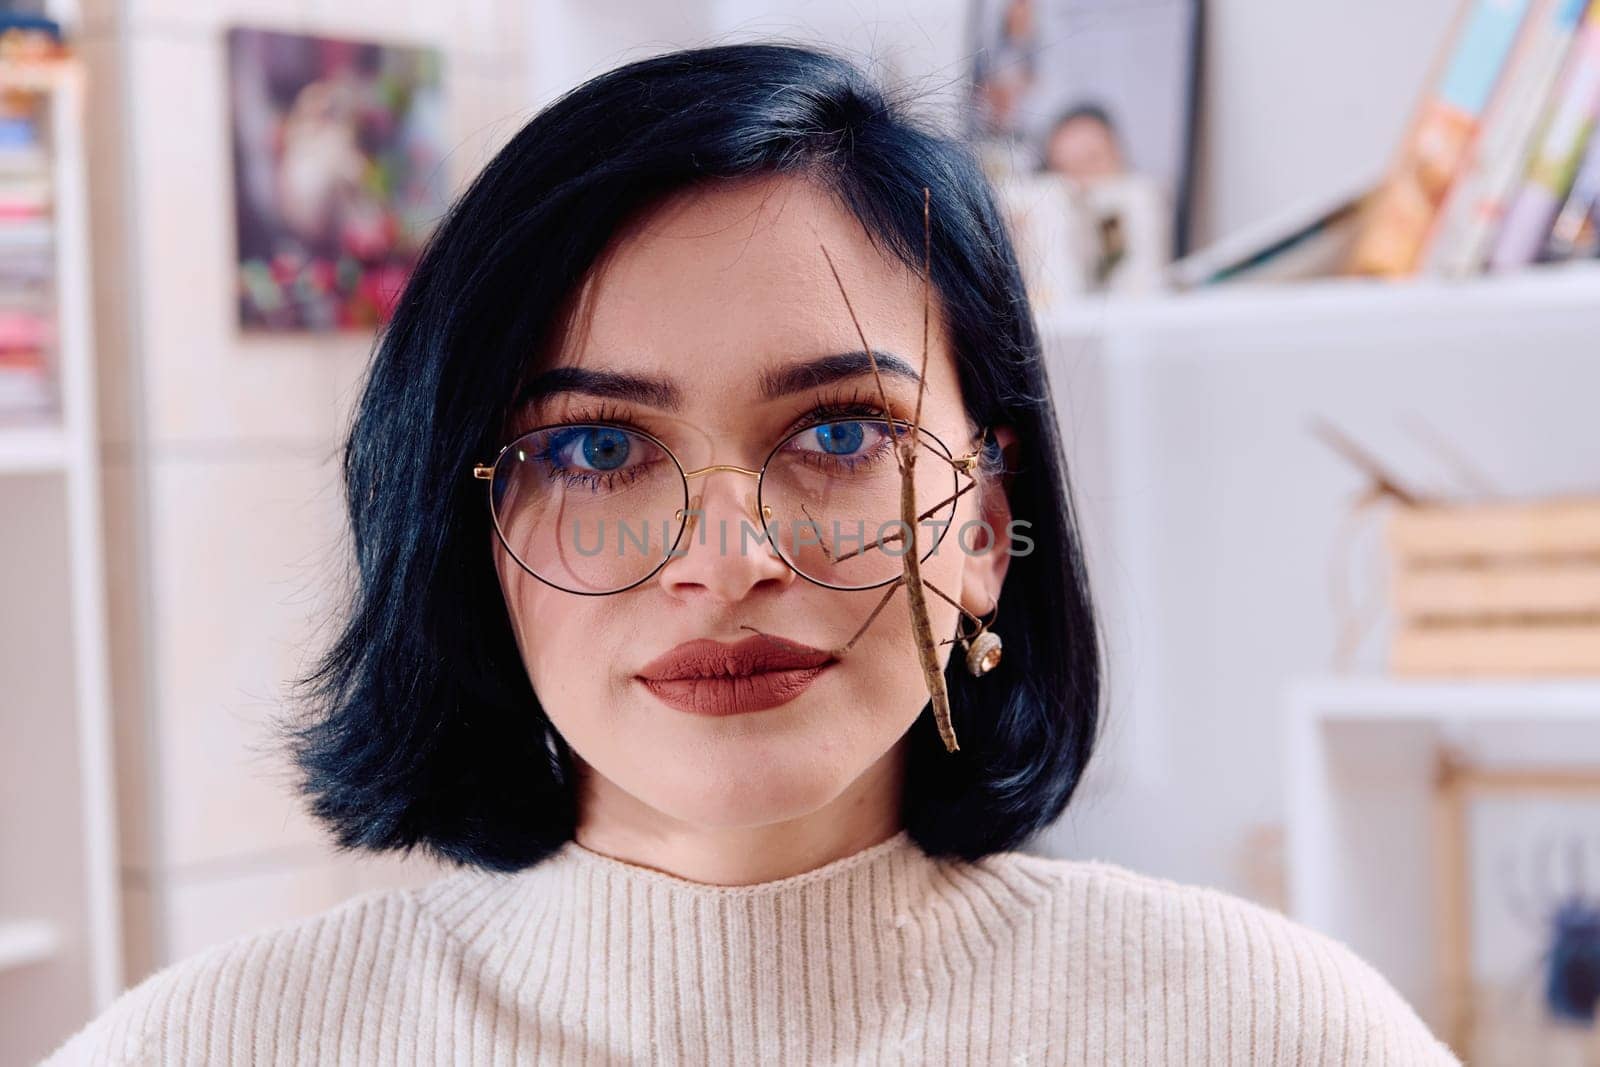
[{"xmin": 489, "ymin": 418, "xmax": 961, "ymax": 594}]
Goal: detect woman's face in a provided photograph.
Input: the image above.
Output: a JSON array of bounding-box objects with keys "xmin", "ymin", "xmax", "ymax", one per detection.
[{"xmin": 491, "ymin": 174, "xmax": 1013, "ymax": 837}]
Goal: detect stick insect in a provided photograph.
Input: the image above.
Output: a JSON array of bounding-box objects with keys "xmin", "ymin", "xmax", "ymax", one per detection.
[{"xmin": 744, "ymin": 187, "xmax": 992, "ymax": 753}]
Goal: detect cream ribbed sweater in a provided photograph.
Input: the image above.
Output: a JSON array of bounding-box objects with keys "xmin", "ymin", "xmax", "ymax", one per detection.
[{"xmin": 45, "ymin": 830, "xmax": 1460, "ymax": 1065}]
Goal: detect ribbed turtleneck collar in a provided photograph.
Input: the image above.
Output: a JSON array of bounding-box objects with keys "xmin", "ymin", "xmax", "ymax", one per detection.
[
  {"xmin": 406, "ymin": 825, "xmax": 1049, "ymax": 1023},
  {"xmin": 408, "ymin": 823, "xmax": 1052, "ymax": 1060},
  {"xmin": 416, "ymin": 828, "xmax": 951, "ymax": 946},
  {"xmin": 555, "ymin": 829, "xmax": 921, "ymax": 896}
]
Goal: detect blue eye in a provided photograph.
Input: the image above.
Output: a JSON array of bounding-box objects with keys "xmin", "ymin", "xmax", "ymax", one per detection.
[
  {"xmin": 812, "ymin": 421, "xmax": 865, "ymax": 455},
  {"xmin": 526, "ymin": 424, "xmax": 650, "ymax": 489},
  {"xmin": 581, "ymin": 426, "xmax": 630, "ymax": 470}
]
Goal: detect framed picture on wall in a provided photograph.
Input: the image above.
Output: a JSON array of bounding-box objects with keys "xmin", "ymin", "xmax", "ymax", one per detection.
[
  {"xmin": 226, "ymin": 27, "xmax": 447, "ymax": 332},
  {"xmin": 967, "ymin": 0, "xmax": 1203, "ymax": 290}
]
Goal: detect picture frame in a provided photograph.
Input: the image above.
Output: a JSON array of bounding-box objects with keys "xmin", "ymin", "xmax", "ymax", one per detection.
[
  {"xmin": 1433, "ymin": 750, "xmax": 1600, "ymax": 1063},
  {"xmin": 966, "ymin": 0, "xmax": 1203, "ymax": 258}
]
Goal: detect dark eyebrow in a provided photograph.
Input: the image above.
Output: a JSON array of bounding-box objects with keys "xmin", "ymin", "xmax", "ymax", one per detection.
[
  {"xmin": 517, "ymin": 348, "xmax": 921, "ymax": 412},
  {"xmin": 757, "ymin": 349, "xmax": 923, "ymax": 400},
  {"xmin": 517, "ymin": 366, "xmax": 683, "ymax": 410}
]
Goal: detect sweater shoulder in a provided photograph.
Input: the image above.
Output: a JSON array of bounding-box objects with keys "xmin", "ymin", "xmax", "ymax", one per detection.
[
  {"xmin": 38, "ymin": 879, "xmax": 444, "ymax": 1067},
  {"xmin": 982, "ymin": 850, "xmax": 1462, "ymax": 1065}
]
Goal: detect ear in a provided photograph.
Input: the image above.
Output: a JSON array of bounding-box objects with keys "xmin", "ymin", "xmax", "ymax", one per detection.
[{"xmin": 958, "ymin": 423, "xmax": 1018, "ymax": 618}]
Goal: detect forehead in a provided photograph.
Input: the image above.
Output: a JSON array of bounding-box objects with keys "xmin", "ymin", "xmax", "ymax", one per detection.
[{"xmin": 551, "ymin": 174, "xmax": 947, "ymax": 393}]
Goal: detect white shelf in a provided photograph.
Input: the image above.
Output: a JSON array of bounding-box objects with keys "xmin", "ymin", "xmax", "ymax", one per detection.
[
  {"xmin": 1285, "ymin": 673, "xmax": 1600, "ymax": 1035},
  {"xmin": 0, "ymin": 49, "xmax": 122, "ymax": 1063},
  {"xmin": 0, "ymin": 420, "xmax": 67, "ymax": 473},
  {"xmin": 1035, "ymin": 261, "xmax": 1600, "ymax": 337},
  {"xmin": 0, "ymin": 918, "xmax": 60, "ymax": 973},
  {"xmin": 1288, "ymin": 675, "xmax": 1600, "ymax": 723}
]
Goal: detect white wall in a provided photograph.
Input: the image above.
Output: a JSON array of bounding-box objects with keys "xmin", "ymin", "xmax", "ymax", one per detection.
[
  {"xmin": 1191, "ymin": 0, "xmax": 1460, "ymax": 242},
  {"xmin": 525, "ymin": 0, "xmax": 1463, "ymax": 245},
  {"xmin": 528, "ymin": 0, "xmax": 715, "ymax": 108},
  {"xmin": 711, "ymin": 0, "xmax": 973, "ymax": 119},
  {"xmin": 528, "ymin": 0, "xmax": 971, "ymax": 125}
]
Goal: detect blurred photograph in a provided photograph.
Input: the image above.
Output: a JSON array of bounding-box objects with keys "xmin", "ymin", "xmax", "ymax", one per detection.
[{"xmin": 969, "ymin": 0, "xmax": 1200, "ymax": 299}]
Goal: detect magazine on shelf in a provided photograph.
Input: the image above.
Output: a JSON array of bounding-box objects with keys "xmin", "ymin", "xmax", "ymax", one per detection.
[
  {"xmin": 1168, "ymin": 179, "xmax": 1372, "ymax": 288},
  {"xmin": 1541, "ymin": 127, "xmax": 1600, "ymax": 255},
  {"xmin": 1346, "ymin": 0, "xmax": 1536, "ymax": 277},
  {"xmin": 1423, "ymin": 0, "xmax": 1592, "ymax": 275},
  {"xmin": 1487, "ymin": 2, "xmax": 1600, "ymax": 267}
]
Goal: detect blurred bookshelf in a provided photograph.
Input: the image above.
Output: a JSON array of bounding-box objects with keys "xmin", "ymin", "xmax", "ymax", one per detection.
[
  {"xmin": 1025, "ymin": 0, "xmax": 1600, "ymax": 345},
  {"xmin": 0, "ymin": 18, "xmax": 122, "ymax": 1065}
]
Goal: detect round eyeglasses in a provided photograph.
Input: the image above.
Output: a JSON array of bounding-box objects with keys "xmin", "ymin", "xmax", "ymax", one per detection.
[{"xmin": 472, "ymin": 417, "xmax": 985, "ymax": 596}]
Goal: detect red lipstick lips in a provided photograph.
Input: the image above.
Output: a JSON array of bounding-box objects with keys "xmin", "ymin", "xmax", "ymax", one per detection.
[{"xmin": 636, "ymin": 633, "xmax": 838, "ymax": 717}]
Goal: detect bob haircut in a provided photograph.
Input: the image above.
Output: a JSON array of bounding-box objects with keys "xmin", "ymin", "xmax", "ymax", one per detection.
[{"xmin": 283, "ymin": 42, "xmax": 1102, "ymax": 870}]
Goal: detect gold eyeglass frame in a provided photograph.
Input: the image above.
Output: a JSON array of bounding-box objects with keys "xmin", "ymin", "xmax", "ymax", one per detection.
[{"xmin": 471, "ymin": 416, "xmax": 988, "ymax": 597}]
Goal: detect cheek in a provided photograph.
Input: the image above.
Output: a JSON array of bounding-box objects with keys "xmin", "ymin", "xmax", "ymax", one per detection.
[
  {"xmin": 832, "ymin": 511, "xmax": 970, "ymax": 704},
  {"xmin": 493, "ymin": 543, "xmax": 619, "ymax": 710}
]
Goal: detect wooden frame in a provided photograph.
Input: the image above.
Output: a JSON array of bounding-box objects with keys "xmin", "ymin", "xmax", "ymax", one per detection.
[{"xmin": 1433, "ymin": 750, "xmax": 1600, "ymax": 1056}]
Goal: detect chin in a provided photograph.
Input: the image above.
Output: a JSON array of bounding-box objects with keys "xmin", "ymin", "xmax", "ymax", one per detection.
[{"xmin": 631, "ymin": 744, "xmax": 858, "ymax": 830}]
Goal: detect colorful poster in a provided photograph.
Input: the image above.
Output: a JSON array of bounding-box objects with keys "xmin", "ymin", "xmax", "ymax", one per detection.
[{"xmin": 227, "ymin": 27, "xmax": 446, "ymax": 331}]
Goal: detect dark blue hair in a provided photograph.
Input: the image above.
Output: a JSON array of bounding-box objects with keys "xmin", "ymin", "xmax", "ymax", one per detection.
[{"xmin": 281, "ymin": 42, "xmax": 1102, "ymax": 869}]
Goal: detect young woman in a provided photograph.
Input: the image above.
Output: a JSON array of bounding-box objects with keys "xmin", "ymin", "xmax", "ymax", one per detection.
[{"xmin": 49, "ymin": 43, "xmax": 1459, "ymax": 1065}]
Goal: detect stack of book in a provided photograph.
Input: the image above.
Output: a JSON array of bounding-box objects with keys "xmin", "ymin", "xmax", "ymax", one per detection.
[
  {"xmin": 1349, "ymin": 0, "xmax": 1600, "ymax": 277},
  {"xmin": 1387, "ymin": 496, "xmax": 1600, "ymax": 675},
  {"xmin": 0, "ymin": 19, "xmax": 62, "ymax": 420}
]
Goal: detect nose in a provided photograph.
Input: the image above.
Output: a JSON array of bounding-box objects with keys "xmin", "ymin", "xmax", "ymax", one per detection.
[{"xmin": 656, "ymin": 465, "xmax": 794, "ymax": 602}]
